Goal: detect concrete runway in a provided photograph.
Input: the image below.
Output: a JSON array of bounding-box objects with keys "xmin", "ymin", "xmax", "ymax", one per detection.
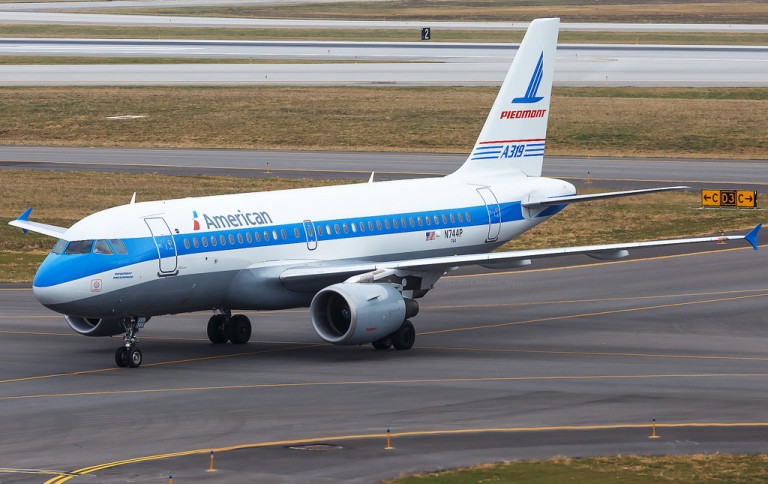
[
  {"xmin": 1, "ymin": 146, "xmax": 766, "ymax": 191},
  {"xmin": 1, "ymin": 243, "xmax": 767, "ymax": 482},
  {"xmin": 1, "ymin": 41, "xmax": 766, "ymax": 87}
]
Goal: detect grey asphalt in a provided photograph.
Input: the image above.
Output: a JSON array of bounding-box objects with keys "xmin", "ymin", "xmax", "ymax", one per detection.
[
  {"xmin": 0, "ymin": 41, "xmax": 766, "ymax": 87},
  {"xmin": 1, "ymin": 146, "xmax": 766, "ymax": 191},
  {"xmin": 1, "ymin": 243, "xmax": 767, "ymax": 482}
]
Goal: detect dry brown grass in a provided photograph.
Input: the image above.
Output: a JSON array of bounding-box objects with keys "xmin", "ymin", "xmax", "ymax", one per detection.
[
  {"xmin": 97, "ymin": 1, "xmax": 768, "ymax": 24},
  {"xmin": 0, "ymin": 86, "xmax": 766, "ymax": 159}
]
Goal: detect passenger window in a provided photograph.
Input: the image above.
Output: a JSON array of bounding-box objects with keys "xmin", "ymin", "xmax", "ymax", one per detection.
[
  {"xmin": 220, "ymin": 235, "xmax": 226, "ymax": 245},
  {"xmin": 384, "ymin": 219, "xmax": 391, "ymax": 230},
  {"xmin": 425, "ymin": 217, "xmax": 431, "ymax": 226},
  {"xmin": 417, "ymin": 217, "xmax": 423, "ymax": 227},
  {"xmin": 458, "ymin": 212, "xmax": 464, "ymax": 222},
  {"xmin": 368, "ymin": 221, "xmax": 374, "ymax": 231},
  {"xmin": 351, "ymin": 223, "xmax": 357, "ymax": 233},
  {"xmin": 450, "ymin": 213, "xmax": 456, "ymax": 223},
  {"xmin": 442, "ymin": 214, "xmax": 448, "ymax": 224},
  {"xmin": 93, "ymin": 239, "xmax": 113, "ymax": 255},
  {"xmin": 343, "ymin": 224, "xmax": 349, "ymax": 234},
  {"xmin": 334, "ymin": 224, "xmax": 340, "ymax": 234},
  {"xmin": 281, "ymin": 229, "xmax": 287, "ymax": 239},
  {"xmin": 264, "ymin": 231, "xmax": 270, "ymax": 241},
  {"xmin": 325, "ymin": 225, "xmax": 331, "ymax": 235},
  {"xmin": 201, "ymin": 237, "xmax": 208, "ymax": 248},
  {"xmin": 228, "ymin": 234, "xmax": 235, "ymax": 244},
  {"xmin": 393, "ymin": 218, "xmax": 399, "ymax": 229},
  {"xmin": 255, "ymin": 232, "xmax": 261, "ymax": 242},
  {"xmin": 376, "ymin": 220, "xmax": 382, "ymax": 230},
  {"xmin": 109, "ymin": 239, "xmax": 128, "ymax": 255},
  {"xmin": 237, "ymin": 233, "xmax": 244, "ymax": 244},
  {"xmin": 294, "ymin": 228, "xmax": 301, "ymax": 238},
  {"xmin": 65, "ymin": 240, "xmax": 93, "ymax": 255},
  {"xmin": 409, "ymin": 217, "xmax": 415, "ymax": 227},
  {"xmin": 52, "ymin": 239, "xmax": 67, "ymax": 254},
  {"xmin": 193, "ymin": 237, "xmax": 200, "ymax": 248},
  {"xmin": 466, "ymin": 211, "xmax": 471, "ymax": 222},
  {"xmin": 317, "ymin": 226, "xmax": 324, "ymax": 236},
  {"xmin": 182, "ymin": 239, "xmax": 190, "ymax": 250},
  {"xmin": 246, "ymin": 233, "xmax": 252, "ymax": 244},
  {"xmin": 210, "ymin": 236, "xmax": 217, "ymax": 247},
  {"xmin": 433, "ymin": 215, "xmax": 439, "ymax": 225},
  {"xmin": 401, "ymin": 217, "xmax": 407, "ymax": 228}
]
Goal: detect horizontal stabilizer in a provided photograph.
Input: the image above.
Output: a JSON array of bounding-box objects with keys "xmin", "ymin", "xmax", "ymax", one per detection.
[{"xmin": 522, "ymin": 186, "xmax": 689, "ymax": 209}]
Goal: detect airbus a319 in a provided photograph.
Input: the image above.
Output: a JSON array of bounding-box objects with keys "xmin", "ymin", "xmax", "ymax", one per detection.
[{"xmin": 10, "ymin": 18, "xmax": 761, "ymax": 368}]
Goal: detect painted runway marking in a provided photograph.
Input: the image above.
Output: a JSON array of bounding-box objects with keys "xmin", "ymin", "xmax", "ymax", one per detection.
[
  {"xmin": 43, "ymin": 421, "xmax": 768, "ymax": 484},
  {"xmin": 419, "ymin": 292, "xmax": 768, "ymax": 335},
  {"xmin": 5, "ymin": 372, "xmax": 768, "ymax": 402},
  {"xmin": 0, "ymin": 343, "xmax": 321, "ymax": 385},
  {"xmin": 421, "ymin": 345, "xmax": 768, "ymax": 362}
]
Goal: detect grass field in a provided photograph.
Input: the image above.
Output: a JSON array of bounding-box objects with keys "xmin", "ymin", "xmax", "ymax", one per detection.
[
  {"xmin": 3, "ymin": 170, "xmax": 762, "ymax": 283},
  {"xmin": 1, "ymin": 24, "xmax": 767, "ymax": 45},
  {"xmin": 1, "ymin": 86, "xmax": 765, "ymax": 159},
  {"xmin": 86, "ymin": 0, "xmax": 768, "ymax": 24},
  {"xmin": 390, "ymin": 454, "xmax": 768, "ymax": 483}
]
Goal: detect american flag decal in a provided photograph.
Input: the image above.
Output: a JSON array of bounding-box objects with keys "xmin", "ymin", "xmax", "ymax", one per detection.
[{"xmin": 425, "ymin": 231, "xmax": 436, "ymax": 241}]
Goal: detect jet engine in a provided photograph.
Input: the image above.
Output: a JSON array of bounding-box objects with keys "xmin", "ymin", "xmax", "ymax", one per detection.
[
  {"xmin": 65, "ymin": 315, "xmax": 126, "ymax": 337},
  {"xmin": 310, "ymin": 283, "xmax": 418, "ymax": 345}
]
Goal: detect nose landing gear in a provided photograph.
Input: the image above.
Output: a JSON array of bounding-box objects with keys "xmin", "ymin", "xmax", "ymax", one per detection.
[{"xmin": 115, "ymin": 317, "xmax": 146, "ymax": 368}]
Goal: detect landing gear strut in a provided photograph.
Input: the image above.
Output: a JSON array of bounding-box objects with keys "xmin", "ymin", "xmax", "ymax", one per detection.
[
  {"xmin": 207, "ymin": 313, "xmax": 252, "ymax": 345},
  {"xmin": 115, "ymin": 317, "xmax": 146, "ymax": 368}
]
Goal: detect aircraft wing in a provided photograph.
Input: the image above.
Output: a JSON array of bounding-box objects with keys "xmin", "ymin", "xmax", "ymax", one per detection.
[
  {"xmin": 281, "ymin": 225, "xmax": 761, "ymax": 288},
  {"xmin": 386, "ymin": 225, "xmax": 760, "ymax": 272},
  {"xmin": 8, "ymin": 208, "xmax": 68, "ymax": 239}
]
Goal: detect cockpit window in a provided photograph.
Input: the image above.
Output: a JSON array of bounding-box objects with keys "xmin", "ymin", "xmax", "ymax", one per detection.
[
  {"xmin": 93, "ymin": 240, "xmax": 113, "ymax": 255},
  {"xmin": 109, "ymin": 239, "xmax": 128, "ymax": 255},
  {"xmin": 64, "ymin": 240, "xmax": 93, "ymax": 255},
  {"xmin": 51, "ymin": 239, "xmax": 67, "ymax": 254}
]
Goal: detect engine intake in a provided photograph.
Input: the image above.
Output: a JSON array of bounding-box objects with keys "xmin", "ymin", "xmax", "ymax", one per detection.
[
  {"xmin": 65, "ymin": 315, "xmax": 126, "ymax": 337},
  {"xmin": 311, "ymin": 283, "xmax": 416, "ymax": 345}
]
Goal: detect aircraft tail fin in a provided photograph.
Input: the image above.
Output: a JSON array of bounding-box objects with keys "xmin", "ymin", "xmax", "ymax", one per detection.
[{"xmin": 453, "ymin": 18, "xmax": 559, "ymax": 178}]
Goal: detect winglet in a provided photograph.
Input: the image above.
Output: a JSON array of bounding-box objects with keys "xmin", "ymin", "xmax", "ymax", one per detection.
[
  {"xmin": 17, "ymin": 208, "xmax": 33, "ymax": 233},
  {"xmin": 18, "ymin": 207, "xmax": 32, "ymax": 221},
  {"xmin": 745, "ymin": 223, "xmax": 762, "ymax": 251}
]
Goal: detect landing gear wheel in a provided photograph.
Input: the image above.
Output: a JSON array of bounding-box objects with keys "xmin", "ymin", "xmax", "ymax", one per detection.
[
  {"xmin": 227, "ymin": 314, "xmax": 252, "ymax": 345},
  {"xmin": 127, "ymin": 347, "xmax": 143, "ymax": 368},
  {"xmin": 392, "ymin": 320, "xmax": 415, "ymax": 351},
  {"xmin": 372, "ymin": 337, "xmax": 392, "ymax": 350},
  {"xmin": 207, "ymin": 314, "xmax": 229, "ymax": 344},
  {"xmin": 115, "ymin": 347, "xmax": 129, "ymax": 367}
]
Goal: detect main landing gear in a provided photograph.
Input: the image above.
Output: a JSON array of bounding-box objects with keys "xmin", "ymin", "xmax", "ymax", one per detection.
[
  {"xmin": 207, "ymin": 313, "xmax": 252, "ymax": 345},
  {"xmin": 115, "ymin": 317, "xmax": 147, "ymax": 368},
  {"xmin": 372, "ymin": 320, "xmax": 415, "ymax": 351}
]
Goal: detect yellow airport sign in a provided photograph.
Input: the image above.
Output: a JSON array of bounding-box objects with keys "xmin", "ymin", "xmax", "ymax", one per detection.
[{"xmin": 701, "ymin": 189, "xmax": 757, "ymax": 208}]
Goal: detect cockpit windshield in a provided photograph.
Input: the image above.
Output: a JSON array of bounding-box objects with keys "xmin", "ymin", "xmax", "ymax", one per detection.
[
  {"xmin": 51, "ymin": 239, "xmax": 67, "ymax": 254},
  {"xmin": 93, "ymin": 240, "xmax": 113, "ymax": 255},
  {"xmin": 64, "ymin": 240, "xmax": 93, "ymax": 255}
]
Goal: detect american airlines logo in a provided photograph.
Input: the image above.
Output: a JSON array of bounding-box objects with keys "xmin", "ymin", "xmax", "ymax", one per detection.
[
  {"xmin": 196, "ymin": 209, "xmax": 274, "ymax": 230},
  {"xmin": 511, "ymin": 52, "xmax": 545, "ymax": 104}
]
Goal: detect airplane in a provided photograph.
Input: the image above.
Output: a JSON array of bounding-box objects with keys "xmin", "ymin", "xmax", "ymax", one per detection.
[{"xmin": 9, "ymin": 18, "xmax": 761, "ymax": 368}]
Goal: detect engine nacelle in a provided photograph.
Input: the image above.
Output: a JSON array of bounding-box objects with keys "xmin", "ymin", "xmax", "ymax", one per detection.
[
  {"xmin": 65, "ymin": 315, "xmax": 126, "ymax": 337},
  {"xmin": 311, "ymin": 283, "xmax": 416, "ymax": 345}
]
